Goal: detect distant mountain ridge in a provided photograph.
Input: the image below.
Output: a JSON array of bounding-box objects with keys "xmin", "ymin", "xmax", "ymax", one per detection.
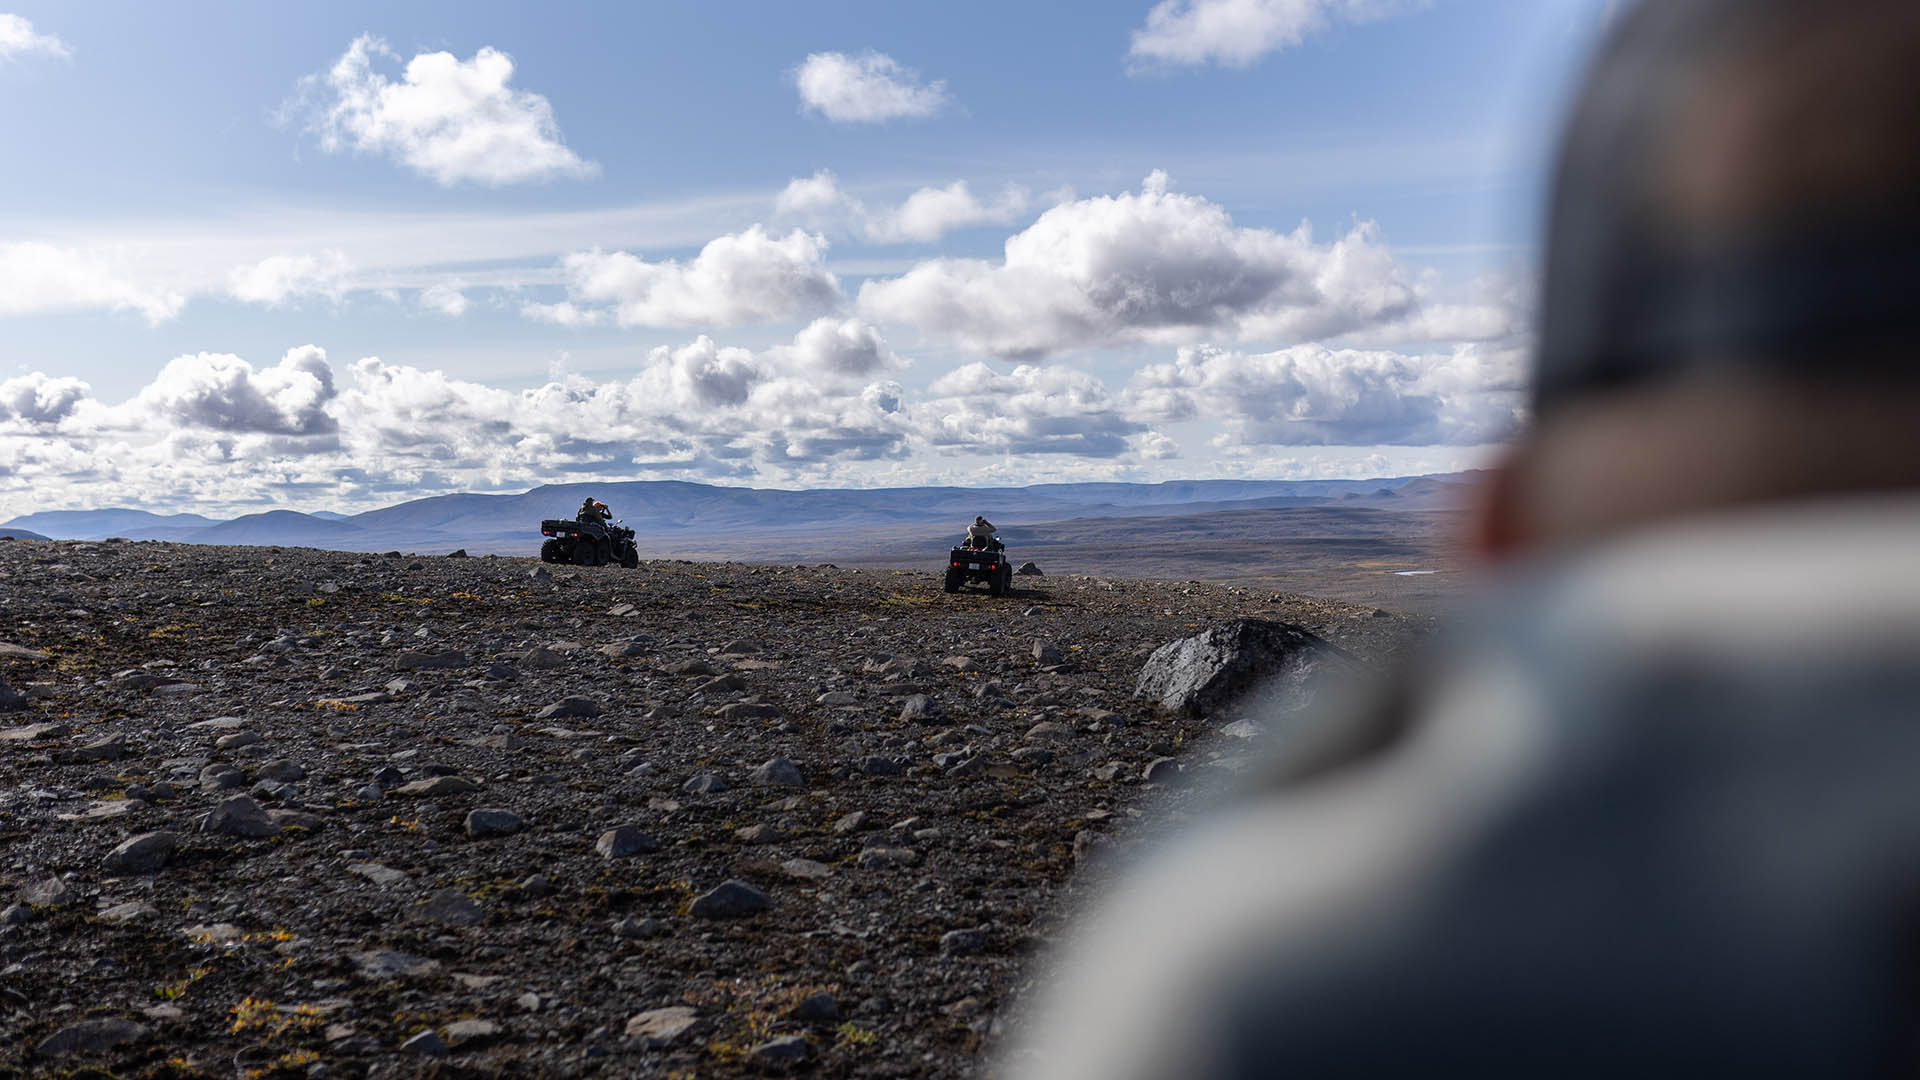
[{"xmin": 2, "ymin": 473, "xmax": 1480, "ymax": 556}]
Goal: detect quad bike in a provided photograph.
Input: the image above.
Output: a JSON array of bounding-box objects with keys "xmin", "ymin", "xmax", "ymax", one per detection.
[
  {"xmin": 944, "ymin": 538, "xmax": 1013, "ymax": 597},
  {"xmin": 539, "ymin": 518, "xmax": 640, "ymax": 568}
]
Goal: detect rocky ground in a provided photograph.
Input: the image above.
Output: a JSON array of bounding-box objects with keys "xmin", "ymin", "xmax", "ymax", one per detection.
[{"xmin": 0, "ymin": 538, "xmax": 1427, "ymax": 1078}]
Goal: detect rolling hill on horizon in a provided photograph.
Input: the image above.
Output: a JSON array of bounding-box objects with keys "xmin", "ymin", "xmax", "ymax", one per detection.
[{"xmin": 2, "ymin": 473, "xmax": 1480, "ymax": 559}]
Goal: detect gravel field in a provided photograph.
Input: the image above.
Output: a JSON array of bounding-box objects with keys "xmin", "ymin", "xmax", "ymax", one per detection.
[{"xmin": 0, "ymin": 538, "xmax": 1424, "ymax": 1078}]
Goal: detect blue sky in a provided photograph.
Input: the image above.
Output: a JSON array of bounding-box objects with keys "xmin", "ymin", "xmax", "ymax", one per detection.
[{"xmin": 0, "ymin": 0, "xmax": 1617, "ymax": 516}]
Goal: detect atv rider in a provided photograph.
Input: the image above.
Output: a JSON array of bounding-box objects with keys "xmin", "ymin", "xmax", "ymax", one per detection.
[
  {"xmin": 577, "ymin": 497, "xmax": 612, "ymax": 527},
  {"xmin": 964, "ymin": 515, "xmax": 1001, "ymax": 552}
]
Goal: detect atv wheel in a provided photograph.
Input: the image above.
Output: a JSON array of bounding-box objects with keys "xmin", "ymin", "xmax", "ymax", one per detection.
[
  {"xmin": 540, "ymin": 539, "xmax": 567, "ymax": 564},
  {"xmin": 620, "ymin": 546, "xmax": 639, "ymax": 569},
  {"xmin": 943, "ymin": 569, "xmax": 962, "ymax": 593},
  {"xmin": 596, "ymin": 540, "xmax": 613, "ymax": 566},
  {"xmin": 987, "ymin": 568, "xmax": 1006, "ymax": 597},
  {"xmin": 572, "ymin": 541, "xmax": 598, "ymax": 566}
]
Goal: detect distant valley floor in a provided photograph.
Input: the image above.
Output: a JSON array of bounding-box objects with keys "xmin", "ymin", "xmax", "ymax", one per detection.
[{"xmin": 602, "ymin": 505, "xmax": 1473, "ymax": 616}]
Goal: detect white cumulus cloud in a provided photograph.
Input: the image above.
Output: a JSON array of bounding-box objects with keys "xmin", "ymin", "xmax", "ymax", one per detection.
[
  {"xmin": 793, "ymin": 51, "xmax": 950, "ymax": 123},
  {"xmin": 418, "ymin": 282, "xmax": 470, "ymax": 317},
  {"xmin": 0, "ymin": 242, "xmax": 185, "ymax": 324},
  {"xmin": 292, "ymin": 34, "xmax": 597, "ymax": 186},
  {"xmin": 858, "ymin": 172, "xmax": 1489, "ymax": 359},
  {"xmin": 0, "ymin": 13, "xmax": 69, "ymax": 60},
  {"xmin": 1129, "ymin": 0, "xmax": 1425, "ymax": 69},
  {"xmin": 1124, "ymin": 341, "xmax": 1524, "ymax": 446},
  {"xmin": 0, "ymin": 373, "xmax": 89, "ymax": 425},
  {"xmin": 227, "ymin": 250, "xmax": 354, "ymax": 306},
  {"xmin": 775, "ymin": 170, "xmax": 1030, "ymax": 244},
  {"xmin": 531, "ymin": 226, "xmax": 841, "ymax": 328},
  {"xmin": 915, "ymin": 362, "xmax": 1145, "ymax": 458},
  {"xmin": 770, "ymin": 317, "xmax": 903, "ymax": 377},
  {"xmin": 133, "ymin": 346, "xmax": 340, "ymax": 436}
]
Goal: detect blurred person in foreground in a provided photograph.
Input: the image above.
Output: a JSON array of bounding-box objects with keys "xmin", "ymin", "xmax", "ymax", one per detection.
[{"xmin": 1009, "ymin": 0, "xmax": 1920, "ymax": 1075}]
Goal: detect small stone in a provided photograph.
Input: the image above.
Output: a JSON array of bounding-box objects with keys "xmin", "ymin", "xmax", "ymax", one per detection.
[
  {"xmin": 392, "ymin": 775, "xmax": 480, "ymax": 797},
  {"xmin": 1011, "ymin": 746, "xmax": 1054, "ymax": 766},
  {"xmin": 596, "ymin": 826, "xmax": 660, "ymax": 858},
  {"xmin": 215, "ymin": 730, "xmax": 264, "ymax": 751},
  {"xmin": 734, "ymin": 823, "xmax": 780, "ymax": 844},
  {"xmin": 696, "ymin": 673, "xmax": 746, "ymax": 695},
  {"xmin": 1024, "ymin": 721, "xmax": 1073, "ymax": 743},
  {"xmin": 688, "ymin": 879, "xmax": 770, "ymax": 919},
  {"xmin": 250, "ymin": 779, "xmax": 296, "ymax": 803},
  {"xmin": 1032, "ymin": 641, "xmax": 1064, "ymax": 665},
  {"xmin": 681, "ymin": 773, "xmax": 729, "ymax": 794},
  {"xmin": 815, "ymin": 690, "xmax": 858, "ymax": 706},
  {"xmin": 859, "ymin": 755, "xmax": 904, "ymax": 776},
  {"xmin": 396, "ymin": 650, "xmax": 468, "ymax": 672},
  {"xmin": 789, "ymin": 992, "xmax": 839, "ymax": 1023},
  {"xmin": 717, "ymin": 701, "xmax": 782, "ymax": 720},
  {"xmin": 34, "ymin": 1017, "xmax": 147, "ymax": 1057},
  {"xmin": 353, "ymin": 950, "xmax": 440, "ymax": 978},
  {"xmin": 414, "ymin": 889, "xmax": 484, "ymax": 928},
  {"xmin": 536, "ymin": 695, "xmax": 601, "ymax": 720},
  {"xmin": 940, "ymin": 927, "xmax": 988, "ymax": 955},
  {"xmin": 1016, "ymin": 562, "xmax": 1043, "ymax": 576},
  {"xmin": 1074, "ymin": 830, "xmax": 1112, "ymax": 863},
  {"xmin": 103, "ymin": 831, "xmax": 178, "ymax": 874},
  {"xmin": 1219, "ymin": 718, "xmax": 1264, "ymax": 740},
  {"xmin": 442, "ymin": 1018, "xmax": 498, "ymax": 1049},
  {"xmin": 203, "ymin": 796, "xmax": 278, "ymax": 837},
  {"xmin": 464, "ymin": 808, "xmax": 525, "ymax": 838},
  {"xmin": 256, "ymin": 759, "xmax": 306, "ymax": 781},
  {"xmin": 348, "ymin": 862, "xmax": 408, "ymax": 887},
  {"xmin": 833, "ymin": 810, "xmax": 871, "ymax": 834},
  {"xmin": 750, "ymin": 757, "xmax": 804, "ymax": 787},
  {"xmin": 899, "ymin": 694, "xmax": 941, "ymax": 724},
  {"xmin": 613, "ymin": 916, "xmax": 665, "ymax": 939},
  {"xmin": 625, "ymin": 1005, "xmax": 699, "ymax": 1047},
  {"xmin": 749, "ymin": 1034, "xmax": 810, "ymax": 1068},
  {"xmin": 780, "ymin": 858, "xmax": 831, "ymax": 882},
  {"xmin": 401, "ymin": 1028, "xmax": 449, "ymax": 1056},
  {"xmin": 517, "ymin": 645, "xmax": 567, "ymax": 670},
  {"xmin": 199, "ymin": 763, "xmax": 247, "ymax": 790},
  {"xmin": 0, "ymin": 903, "xmax": 32, "ymax": 925},
  {"xmin": 100, "ymin": 900, "xmax": 160, "ymax": 922},
  {"xmin": 71, "ymin": 734, "xmax": 129, "ymax": 762},
  {"xmin": 857, "ymin": 846, "xmax": 919, "ymax": 869},
  {"xmin": 1142, "ymin": 757, "xmax": 1183, "ymax": 784}
]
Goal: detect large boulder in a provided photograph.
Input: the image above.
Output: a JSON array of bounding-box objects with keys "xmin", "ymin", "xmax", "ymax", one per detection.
[{"xmin": 1134, "ymin": 619, "xmax": 1342, "ymax": 720}]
